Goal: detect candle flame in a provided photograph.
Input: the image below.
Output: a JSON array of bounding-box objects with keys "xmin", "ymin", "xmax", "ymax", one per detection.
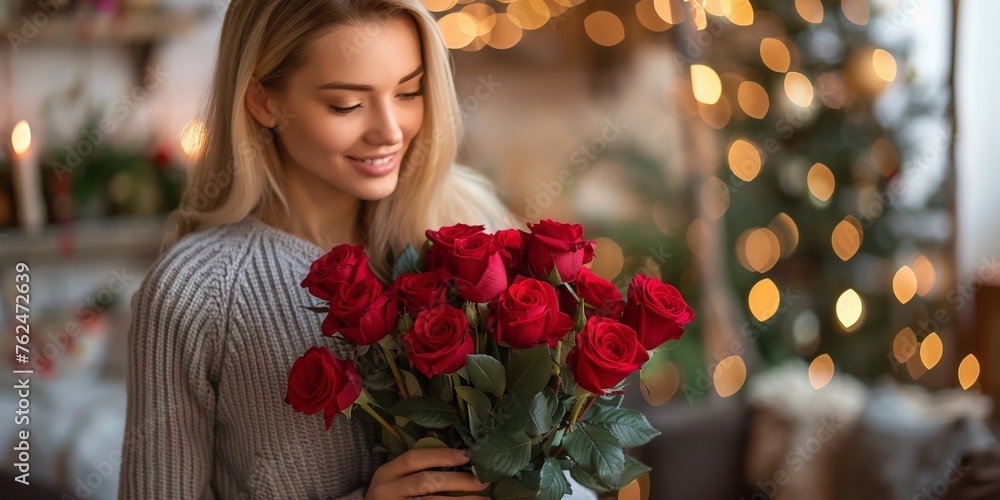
[{"xmin": 12, "ymin": 120, "xmax": 31, "ymax": 156}]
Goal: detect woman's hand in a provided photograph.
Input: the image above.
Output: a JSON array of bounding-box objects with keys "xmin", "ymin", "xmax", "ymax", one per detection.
[{"xmin": 364, "ymin": 448, "xmax": 490, "ymax": 500}]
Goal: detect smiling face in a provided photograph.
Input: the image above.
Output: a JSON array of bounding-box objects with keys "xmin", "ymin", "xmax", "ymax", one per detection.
[{"xmin": 266, "ymin": 15, "xmax": 426, "ymax": 201}]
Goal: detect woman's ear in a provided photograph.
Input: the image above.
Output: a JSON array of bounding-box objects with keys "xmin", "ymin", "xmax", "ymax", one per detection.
[{"xmin": 245, "ymin": 79, "xmax": 278, "ymax": 128}]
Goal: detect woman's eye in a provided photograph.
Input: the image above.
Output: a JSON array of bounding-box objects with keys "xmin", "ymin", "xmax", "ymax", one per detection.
[
  {"xmin": 328, "ymin": 104, "xmax": 361, "ymax": 115},
  {"xmin": 327, "ymin": 89, "xmax": 423, "ymax": 115},
  {"xmin": 400, "ymin": 88, "xmax": 425, "ymax": 100}
]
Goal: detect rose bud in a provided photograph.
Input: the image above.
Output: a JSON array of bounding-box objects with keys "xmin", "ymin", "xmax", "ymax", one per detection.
[
  {"xmin": 521, "ymin": 219, "xmax": 596, "ymax": 283},
  {"xmin": 558, "ymin": 267, "xmax": 625, "ymax": 321}
]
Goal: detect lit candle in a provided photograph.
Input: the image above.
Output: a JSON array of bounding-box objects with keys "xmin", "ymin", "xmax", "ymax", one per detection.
[{"xmin": 11, "ymin": 120, "xmax": 47, "ymax": 234}]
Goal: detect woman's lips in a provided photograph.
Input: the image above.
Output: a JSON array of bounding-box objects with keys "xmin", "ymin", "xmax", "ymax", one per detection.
[{"xmin": 346, "ymin": 151, "xmax": 398, "ymax": 177}]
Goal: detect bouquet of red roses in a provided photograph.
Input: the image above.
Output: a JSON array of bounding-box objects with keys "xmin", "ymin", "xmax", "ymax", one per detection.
[{"xmin": 285, "ymin": 219, "xmax": 694, "ymax": 499}]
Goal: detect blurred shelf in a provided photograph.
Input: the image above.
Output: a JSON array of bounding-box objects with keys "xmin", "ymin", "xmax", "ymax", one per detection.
[
  {"xmin": 0, "ymin": 215, "xmax": 167, "ymax": 262},
  {"xmin": 0, "ymin": 8, "xmax": 212, "ymax": 44}
]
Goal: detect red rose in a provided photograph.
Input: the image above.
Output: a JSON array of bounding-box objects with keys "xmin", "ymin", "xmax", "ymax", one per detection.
[
  {"xmin": 404, "ymin": 304, "xmax": 474, "ymax": 378},
  {"xmin": 424, "ymin": 223, "xmax": 486, "ymax": 270},
  {"xmin": 494, "ymin": 228, "xmax": 524, "ymax": 272},
  {"xmin": 522, "ymin": 219, "xmax": 596, "ymax": 283},
  {"xmin": 285, "ymin": 346, "xmax": 362, "ymax": 429},
  {"xmin": 622, "ymin": 274, "xmax": 694, "ymax": 350},
  {"xmin": 436, "ymin": 232, "xmax": 508, "ymax": 303},
  {"xmin": 567, "ymin": 317, "xmax": 649, "ymax": 394},
  {"xmin": 391, "ymin": 269, "xmax": 452, "ymax": 312},
  {"xmin": 323, "ymin": 275, "xmax": 399, "ymax": 345},
  {"xmin": 301, "ymin": 244, "xmax": 374, "ymax": 301},
  {"xmin": 559, "ymin": 267, "xmax": 625, "ymax": 321},
  {"xmin": 493, "ymin": 276, "xmax": 575, "ymax": 349}
]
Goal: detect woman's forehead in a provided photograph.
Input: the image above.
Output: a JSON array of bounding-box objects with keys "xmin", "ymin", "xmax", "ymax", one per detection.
[{"xmin": 301, "ymin": 18, "xmax": 424, "ymax": 89}]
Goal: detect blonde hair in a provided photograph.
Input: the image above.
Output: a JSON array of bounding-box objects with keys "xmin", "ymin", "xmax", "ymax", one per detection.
[{"xmin": 163, "ymin": 0, "xmax": 512, "ymax": 281}]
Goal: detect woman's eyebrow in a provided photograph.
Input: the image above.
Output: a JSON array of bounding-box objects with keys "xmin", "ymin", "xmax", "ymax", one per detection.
[{"xmin": 316, "ymin": 66, "xmax": 425, "ymax": 91}]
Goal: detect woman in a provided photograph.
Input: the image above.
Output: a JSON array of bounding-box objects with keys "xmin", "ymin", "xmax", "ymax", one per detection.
[{"xmin": 119, "ymin": 0, "xmax": 518, "ymax": 498}]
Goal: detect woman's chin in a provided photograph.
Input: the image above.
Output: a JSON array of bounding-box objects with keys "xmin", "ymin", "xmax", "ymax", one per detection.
[{"xmin": 352, "ymin": 177, "xmax": 399, "ymax": 201}]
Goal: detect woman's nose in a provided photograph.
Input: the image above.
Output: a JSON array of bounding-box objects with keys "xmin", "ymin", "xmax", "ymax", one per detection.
[{"xmin": 364, "ymin": 100, "xmax": 404, "ymax": 146}]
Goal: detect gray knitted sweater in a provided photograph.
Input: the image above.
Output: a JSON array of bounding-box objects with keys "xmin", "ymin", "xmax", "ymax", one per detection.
[{"xmin": 119, "ymin": 214, "xmax": 381, "ymax": 499}]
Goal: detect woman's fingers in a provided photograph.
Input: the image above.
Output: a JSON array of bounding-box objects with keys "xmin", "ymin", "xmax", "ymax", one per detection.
[
  {"xmin": 399, "ymin": 471, "xmax": 488, "ymax": 497},
  {"xmin": 385, "ymin": 447, "xmax": 471, "ymax": 477}
]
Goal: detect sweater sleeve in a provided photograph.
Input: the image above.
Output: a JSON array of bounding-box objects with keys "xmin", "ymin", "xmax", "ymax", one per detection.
[{"xmin": 118, "ymin": 248, "xmax": 225, "ymax": 500}]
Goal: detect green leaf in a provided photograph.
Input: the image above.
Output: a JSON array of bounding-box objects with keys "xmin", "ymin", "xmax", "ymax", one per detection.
[
  {"xmin": 568, "ymin": 466, "xmax": 613, "ymax": 495},
  {"xmin": 561, "ymin": 424, "xmax": 625, "ymax": 488},
  {"xmin": 455, "ymin": 385, "xmax": 491, "ymax": 422},
  {"xmin": 390, "ymin": 396, "xmax": 457, "ymax": 429},
  {"xmin": 618, "ymin": 455, "xmax": 653, "ymax": 490},
  {"xmin": 546, "ymin": 264, "xmax": 564, "ymax": 287},
  {"xmin": 428, "ymin": 374, "xmax": 453, "ymax": 402},
  {"xmin": 525, "ymin": 389, "xmax": 558, "ymax": 437},
  {"xmin": 538, "ymin": 457, "xmax": 572, "ymax": 500},
  {"xmin": 507, "ymin": 346, "xmax": 553, "ymax": 397},
  {"xmin": 497, "ymin": 393, "xmax": 530, "ymax": 430},
  {"xmin": 383, "ymin": 426, "xmax": 406, "ymax": 457},
  {"xmin": 572, "ymin": 296, "xmax": 587, "ymax": 332},
  {"xmin": 517, "ymin": 466, "xmax": 541, "ymax": 490},
  {"xmin": 357, "ymin": 354, "xmax": 397, "ymax": 391},
  {"xmin": 413, "ymin": 437, "xmax": 448, "ymax": 449},
  {"xmin": 299, "ymin": 305, "xmax": 330, "ymax": 314},
  {"xmin": 468, "ymin": 425, "xmax": 534, "ymax": 483},
  {"xmin": 589, "ymin": 408, "xmax": 661, "ymax": 448},
  {"xmin": 402, "ymin": 370, "xmax": 424, "ymax": 397},
  {"xmin": 543, "ymin": 427, "xmax": 566, "ymax": 455},
  {"xmin": 489, "ymin": 478, "xmax": 537, "ymax": 499},
  {"xmin": 465, "ymin": 354, "xmax": 506, "ymax": 396},
  {"xmin": 392, "ymin": 244, "xmax": 425, "ymax": 281}
]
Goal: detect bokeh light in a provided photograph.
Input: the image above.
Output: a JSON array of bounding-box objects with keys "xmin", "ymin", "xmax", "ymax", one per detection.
[
  {"xmin": 760, "ymin": 38, "xmax": 791, "ymax": 73},
  {"xmin": 784, "ymin": 72, "xmax": 814, "ymax": 107},
  {"xmin": 831, "ymin": 216, "xmax": 862, "ymax": 261},
  {"xmin": 836, "ymin": 289, "xmax": 863, "ymax": 330},
  {"xmin": 691, "ymin": 64, "xmax": 723, "ymax": 105},
  {"xmin": 738, "ymin": 81, "xmax": 770, "ymax": 119},
  {"xmin": 893, "ymin": 327, "xmax": 918, "ymax": 363},
  {"xmin": 913, "ymin": 255, "xmax": 936, "ymax": 297},
  {"xmin": 714, "ymin": 355, "xmax": 747, "ymax": 397},
  {"xmin": 728, "ymin": 138, "xmax": 762, "ymax": 182},
  {"xmin": 920, "ymin": 332, "xmax": 943, "ymax": 370},
  {"xmin": 179, "ymin": 119, "xmax": 207, "ymax": 158},
  {"xmin": 807, "ymin": 162, "xmax": 835, "ymax": 202},
  {"xmin": 795, "ymin": 0, "xmax": 824, "ymax": 24},
  {"xmin": 809, "ymin": 354, "xmax": 835, "ymax": 390},
  {"xmin": 585, "ymin": 11, "xmax": 625, "ymax": 47},
  {"xmin": 749, "ymin": 278, "xmax": 781, "ymax": 322},
  {"xmin": 841, "ymin": 0, "xmax": 870, "ymax": 25},
  {"xmin": 893, "ymin": 265, "xmax": 918, "ymax": 304},
  {"xmin": 769, "ymin": 213, "xmax": 799, "ymax": 258},
  {"xmin": 958, "ymin": 354, "xmax": 981, "ymax": 390},
  {"xmin": 872, "ymin": 49, "xmax": 898, "ymax": 82}
]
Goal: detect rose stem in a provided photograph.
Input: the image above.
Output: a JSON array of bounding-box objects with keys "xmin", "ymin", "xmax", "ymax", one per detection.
[
  {"xmin": 359, "ymin": 402, "xmax": 406, "ymax": 445},
  {"xmin": 379, "ymin": 342, "xmax": 409, "ymax": 399},
  {"xmin": 552, "ymin": 394, "xmax": 597, "ymax": 458},
  {"xmin": 566, "ymin": 394, "xmax": 590, "ymax": 427},
  {"xmin": 577, "ymin": 395, "xmax": 598, "ymax": 423},
  {"xmin": 451, "ymin": 373, "xmax": 468, "ymax": 424}
]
